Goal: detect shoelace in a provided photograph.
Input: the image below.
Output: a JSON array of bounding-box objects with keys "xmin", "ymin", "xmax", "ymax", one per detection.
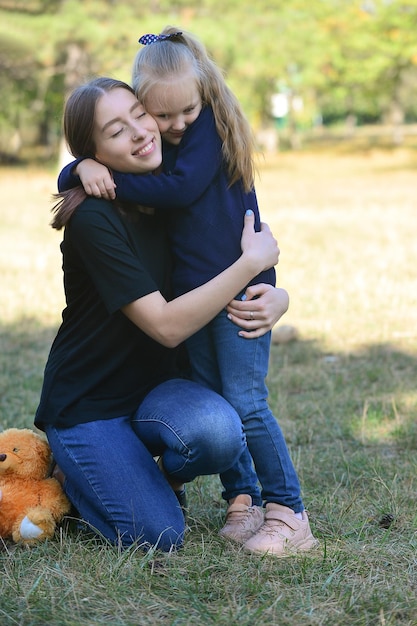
[{"xmin": 227, "ymin": 506, "xmax": 258, "ymax": 526}]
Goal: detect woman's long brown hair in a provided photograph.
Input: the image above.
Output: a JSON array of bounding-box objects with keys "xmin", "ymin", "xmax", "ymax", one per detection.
[{"xmin": 51, "ymin": 77, "xmax": 136, "ymax": 230}]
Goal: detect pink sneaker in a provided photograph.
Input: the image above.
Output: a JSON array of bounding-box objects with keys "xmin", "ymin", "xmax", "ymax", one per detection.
[
  {"xmin": 219, "ymin": 494, "xmax": 264, "ymax": 544},
  {"xmin": 244, "ymin": 503, "xmax": 319, "ymax": 556}
]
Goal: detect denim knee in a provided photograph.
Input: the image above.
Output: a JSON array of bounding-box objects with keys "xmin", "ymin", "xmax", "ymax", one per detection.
[{"xmin": 133, "ymin": 379, "xmax": 245, "ymax": 480}]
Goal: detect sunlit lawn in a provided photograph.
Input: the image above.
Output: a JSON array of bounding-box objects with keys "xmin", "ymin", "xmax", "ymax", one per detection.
[{"xmin": 1, "ymin": 148, "xmax": 417, "ymax": 625}]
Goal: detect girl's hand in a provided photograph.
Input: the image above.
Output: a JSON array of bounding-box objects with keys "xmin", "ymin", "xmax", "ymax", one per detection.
[
  {"xmin": 240, "ymin": 211, "xmax": 279, "ymax": 275},
  {"xmin": 75, "ymin": 159, "xmax": 116, "ymax": 200},
  {"xmin": 226, "ymin": 284, "xmax": 289, "ymax": 338}
]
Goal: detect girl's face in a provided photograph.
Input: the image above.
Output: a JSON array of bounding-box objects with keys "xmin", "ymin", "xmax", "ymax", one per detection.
[
  {"xmin": 144, "ymin": 75, "xmax": 202, "ymax": 146},
  {"xmin": 93, "ymin": 88, "xmax": 162, "ymax": 173}
]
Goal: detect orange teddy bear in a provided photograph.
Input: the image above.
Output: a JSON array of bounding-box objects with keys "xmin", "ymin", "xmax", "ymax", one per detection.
[{"xmin": 0, "ymin": 428, "xmax": 71, "ymax": 545}]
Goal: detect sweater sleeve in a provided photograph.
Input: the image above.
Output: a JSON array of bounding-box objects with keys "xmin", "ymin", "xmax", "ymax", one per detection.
[
  {"xmin": 112, "ymin": 106, "xmax": 223, "ymax": 210},
  {"xmin": 58, "ymin": 157, "xmax": 86, "ymax": 192}
]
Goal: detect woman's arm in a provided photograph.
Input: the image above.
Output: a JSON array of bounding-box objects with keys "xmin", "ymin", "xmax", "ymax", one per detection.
[
  {"xmin": 122, "ymin": 212, "xmax": 279, "ymax": 347},
  {"xmin": 226, "ymin": 284, "xmax": 289, "ymax": 338}
]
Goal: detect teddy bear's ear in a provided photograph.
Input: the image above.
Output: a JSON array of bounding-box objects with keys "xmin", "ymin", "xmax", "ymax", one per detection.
[
  {"xmin": 30, "ymin": 437, "xmax": 53, "ymax": 478},
  {"xmin": 0, "ymin": 428, "xmax": 53, "ymax": 480}
]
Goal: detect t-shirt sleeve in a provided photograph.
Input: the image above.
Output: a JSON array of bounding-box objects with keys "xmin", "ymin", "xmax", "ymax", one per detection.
[
  {"xmin": 68, "ymin": 202, "xmax": 159, "ymax": 314},
  {"xmin": 112, "ymin": 106, "xmax": 223, "ymax": 209}
]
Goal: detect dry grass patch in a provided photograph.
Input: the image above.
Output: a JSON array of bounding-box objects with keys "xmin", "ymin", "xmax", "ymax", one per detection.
[{"xmin": 1, "ymin": 149, "xmax": 417, "ymax": 625}]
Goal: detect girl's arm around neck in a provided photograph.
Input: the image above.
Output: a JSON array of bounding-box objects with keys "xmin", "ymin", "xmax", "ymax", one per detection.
[
  {"xmin": 58, "ymin": 157, "xmax": 87, "ymax": 192},
  {"xmin": 113, "ymin": 106, "xmax": 222, "ymax": 210},
  {"xmin": 57, "ymin": 108, "xmax": 221, "ymax": 208},
  {"xmin": 122, "ymin": 212, "xmax": 279, "ymax": 347}
]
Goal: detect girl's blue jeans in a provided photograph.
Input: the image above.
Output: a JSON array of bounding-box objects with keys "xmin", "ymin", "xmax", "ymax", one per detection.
[
  {"xmin": 186, "ymin": 308, "xmax": 304, "ymax": 513},
  {"xmin": 45, "ymin": 379, "xmax": 246, "ymax": 551}
]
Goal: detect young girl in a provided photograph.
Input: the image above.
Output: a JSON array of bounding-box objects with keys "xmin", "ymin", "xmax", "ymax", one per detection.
[{"xmin": 59, "ymin": 28, "xmax": 318, "ymax": 556}]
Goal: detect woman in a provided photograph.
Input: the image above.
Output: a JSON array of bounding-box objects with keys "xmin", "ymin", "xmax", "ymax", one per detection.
[{"xmin": 36, "ymin": 77, "xmax": 284, "ymax": 552}]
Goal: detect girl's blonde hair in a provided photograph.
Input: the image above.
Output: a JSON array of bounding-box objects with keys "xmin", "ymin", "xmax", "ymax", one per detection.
[{"xmin": 132, "ymin": 26, "xmax": 255, "ymax": 192}]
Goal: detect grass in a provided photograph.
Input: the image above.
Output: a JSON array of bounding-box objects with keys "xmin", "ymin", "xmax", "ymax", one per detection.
[{"xmin": 1, "ymin": 148, "xmax": 417, "ymax": 625}]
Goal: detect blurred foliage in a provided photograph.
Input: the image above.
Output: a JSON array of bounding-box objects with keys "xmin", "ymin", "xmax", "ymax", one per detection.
[{"xmin": 1, "ymin": 0, "xmax": 417, "ymax": 160}]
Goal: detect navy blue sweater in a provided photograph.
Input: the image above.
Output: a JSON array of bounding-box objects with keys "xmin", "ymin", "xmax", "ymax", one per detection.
[{"xmin": 58, "ymin": 106, "xmax": 276, "ymax": 296}]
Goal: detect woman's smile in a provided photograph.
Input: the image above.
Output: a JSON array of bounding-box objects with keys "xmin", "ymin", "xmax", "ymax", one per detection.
[{"xmin": 133, "ymin": 138, "xmax": 156, "ymax": 157}]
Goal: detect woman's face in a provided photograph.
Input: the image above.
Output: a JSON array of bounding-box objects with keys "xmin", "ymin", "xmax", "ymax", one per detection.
[{"xmin": 93, "ymin": 88, "xmax": 162, "ymax": 173}]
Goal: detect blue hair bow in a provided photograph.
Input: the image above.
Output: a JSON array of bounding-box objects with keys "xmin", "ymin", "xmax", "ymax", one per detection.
[{"xmin": 138, "ymin": 32, "xmax": 182, "ymax": 45}]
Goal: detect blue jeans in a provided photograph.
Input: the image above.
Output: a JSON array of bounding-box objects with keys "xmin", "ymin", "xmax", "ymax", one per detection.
[
  {"xmin": 186, "ymin": 308, "xmax": 304, "ymax": 513},
  {"xmin": 45, "ymin": 379, "xmax": 246, "ymax": 550}
]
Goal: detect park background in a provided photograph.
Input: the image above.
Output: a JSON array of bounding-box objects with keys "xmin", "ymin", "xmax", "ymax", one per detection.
[
  {"xmin": 2, "ymin": 0, "xmax": 417, "ymax": 159},
  {"xmin": 1, "ymin": 1, "xmax": 417, "ymax": 625}
]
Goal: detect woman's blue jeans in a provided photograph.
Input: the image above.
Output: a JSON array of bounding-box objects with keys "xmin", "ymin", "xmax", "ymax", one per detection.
[
  {"xmin": 45, "ymin": 379, "xmax": 246, "ymax": 551},
  {"xmin": 186, "ymin": 308, "xmax": 304, "ymax": 513}
]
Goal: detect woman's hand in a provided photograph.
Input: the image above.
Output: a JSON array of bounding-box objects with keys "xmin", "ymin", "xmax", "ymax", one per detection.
[
  {"xmin": 75, "ymin": 159, "xmax": 116, "ymax": 200},
  {"xmin": 240, "ymin": 211, "xmax": 279, "ymax": 275},
  {"xmin": 226, "ymin": 284, "xmax": 289, "ymax": 338}
]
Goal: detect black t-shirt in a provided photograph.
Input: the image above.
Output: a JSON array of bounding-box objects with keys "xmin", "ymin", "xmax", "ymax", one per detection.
[{"xmin": 35, "ymin": 198, "xmax": 178, "ymax": 430}]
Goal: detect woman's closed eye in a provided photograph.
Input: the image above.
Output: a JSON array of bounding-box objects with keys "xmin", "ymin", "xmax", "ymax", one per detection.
[
  {"xmin": 107, "ymin": 111, "xmax": 147, "ymax": 138},
  {"xmin": 110, "ymin": 127, "xmax": 124, "ymax": 138}
]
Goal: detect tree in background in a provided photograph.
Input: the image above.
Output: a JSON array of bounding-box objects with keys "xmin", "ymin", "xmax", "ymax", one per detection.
[{"xmin": 1, "ymin": 0, "xmax": 417, "ymax": 160}]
